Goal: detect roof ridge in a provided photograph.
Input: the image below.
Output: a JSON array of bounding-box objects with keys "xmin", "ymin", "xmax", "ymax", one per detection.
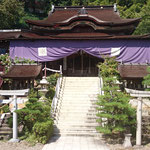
[{"xmin": 54, "ymin": 6, "xmax": 114, "ymax": 10}]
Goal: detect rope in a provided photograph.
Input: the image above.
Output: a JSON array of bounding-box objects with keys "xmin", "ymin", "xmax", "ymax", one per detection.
[{"xmin": 42, "ymin": 67, "xmax": 61, "ymax": 73}]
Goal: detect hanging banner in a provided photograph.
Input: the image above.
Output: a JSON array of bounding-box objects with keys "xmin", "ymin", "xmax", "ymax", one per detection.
[{"xmin": 9, "ymin": 39, "xmax": 150, "ymax": 63}]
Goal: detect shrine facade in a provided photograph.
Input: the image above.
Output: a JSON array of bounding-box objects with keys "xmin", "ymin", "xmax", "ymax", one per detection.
[{"xmin": 0, "ymin": 5, "xmax": 150, "ymax": 81}]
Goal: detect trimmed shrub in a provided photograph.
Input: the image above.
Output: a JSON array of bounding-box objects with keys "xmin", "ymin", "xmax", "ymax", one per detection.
[{"xmin": 33, "ymin": 120, "xmax": 53, "ymax": 144}]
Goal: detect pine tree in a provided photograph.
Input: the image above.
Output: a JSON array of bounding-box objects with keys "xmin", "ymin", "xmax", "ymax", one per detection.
[{"xmin": 96, "ymin": 57, "xmax": 136, "ymax": 135}]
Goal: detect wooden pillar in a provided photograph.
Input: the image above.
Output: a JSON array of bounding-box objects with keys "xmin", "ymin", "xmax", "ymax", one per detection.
[
  {"xmin": 63, "ymin": 57, "xmax": 67, "ymax": 71},
  {"xmin": 27, "ymin": 80, "xmax": 30, "ymax": 89},
  {"xmin": 81, "ymin": 52, "xmax": 83, "ymax": 74},
  {"xmin": 32, "ymin": 79, "xmax": 34, "ymax": 88},
  {"xmin": 73, "ymin": 56, "xmax": 74, "ymax": 73},
  {"xmin": 14, "ymin": 80, "xmax": 17, "ymax": 90},
  {"xmin": 88, "ymin": 55, "xmax": 91, "ymax": 74}
]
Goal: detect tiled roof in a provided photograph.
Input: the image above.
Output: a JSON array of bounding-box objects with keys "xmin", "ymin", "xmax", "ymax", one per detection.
[
  {"xmin": 1, "ymin": 64, "xmax": 42, "ymax": 79},
  {"xmin": 0, "ymin": 31, "xmax": 150, "ymax": 40},
  {"xmin": 119, "ymin": 64, "xmax": 149, "ymax": 78},
  {"xmin": 26, "ymin": 6, "xmax": 141, "ymax": 27}
]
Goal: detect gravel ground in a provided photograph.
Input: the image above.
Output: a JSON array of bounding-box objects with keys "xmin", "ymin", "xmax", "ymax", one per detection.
[
  {"xmin": 0, "ymin": 140, "xmax": 44, "ymax": 150},
  {"xmin": 108, "ymin": 143, "xmax": 150, "ymax": 150},
  {"xmin": 1, "ymin": 139, "xmax": 150, "ymax": 150}
]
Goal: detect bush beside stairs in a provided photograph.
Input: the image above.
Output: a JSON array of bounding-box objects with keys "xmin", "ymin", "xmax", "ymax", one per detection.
[{"xmin": 54, "ymin": 77, "xmax": 101, "ymax": 136}]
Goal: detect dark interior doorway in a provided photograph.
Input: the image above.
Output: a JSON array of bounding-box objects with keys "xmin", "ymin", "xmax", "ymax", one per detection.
[{"xmin": 65, "ymin": 50, "xmax": 103, "ymax": 76}]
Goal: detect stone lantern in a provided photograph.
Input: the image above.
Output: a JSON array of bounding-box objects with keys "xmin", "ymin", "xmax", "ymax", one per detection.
[{"xmin": 38, "ymin": 76, "xmax": 49, "ymax": 101}]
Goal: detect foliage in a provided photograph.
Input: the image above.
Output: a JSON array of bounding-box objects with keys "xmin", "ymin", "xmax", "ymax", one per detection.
[
  {"xmin": 7, "ymin": 115, "xmax": 13, "ymax": 128},
  {"xmin": 33, "ymin": 120, "xmax": 53, "ymax": 144},
  {"xmin": 0, "ymin": 54, "xmax": 35, "ymax": 73},
  {"xmin": 28, "ymin": 88, "xmax": 39, "ymax": 99},
  {"xmin": 0, "ymin": 54, "xmax": 11, "ymax": 73},
  {"xmin": 0, "ymin": 104, "xmax": 10, "ymax": 114},
  {"xmin": 0, "ymin": 0, "xmax": 24, "ymax": 29},
  {"xmin": 45, "ymin": 73, "xmax": 60, "ymax": 104},
  {"xmin": 142, "ymin": 66, "xmax": 150, "ymax": 90},
  {"xmin": 47, "ymin": 73, "xmax": 60, "ymax": 89},
  {"xmin": 97, "ymin": 57, "xmax": 136, "ymax": 135},
  {"xmin": 13, "ymin": 57, "xmax": 35, "ymax": 64},
  {"xmin": 16, "ymin": 97, "xmax": 51, "ymax": 132},
  {"xmin": 8, "ymin": 88, "xmax": 54, "ymax": 143}
]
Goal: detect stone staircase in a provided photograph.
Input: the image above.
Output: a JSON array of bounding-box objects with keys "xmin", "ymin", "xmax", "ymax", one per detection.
[
  {"xmin": 0, "ymin": 113, "xmax": 12, "ymax": 140},
  {"xmin": 54, "ymin": 77, "xmax": 101, "ymax": 136}
]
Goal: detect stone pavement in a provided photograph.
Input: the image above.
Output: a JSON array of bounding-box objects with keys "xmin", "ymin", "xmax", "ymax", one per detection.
[{"xmin": 42, "ymin": 135, "xmax": 110, "ymax": 150}]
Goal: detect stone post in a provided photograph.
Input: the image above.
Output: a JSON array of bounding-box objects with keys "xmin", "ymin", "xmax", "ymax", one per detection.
[
  {"xmin": 9, "ymin": 95, "xmax": 19, "ymax": 142},
  {"xmin": 123, "ymin": 134, "xmax": 132, "ymax": 148},
  {"xmin": 136, "ymin": 97, "xmax": 142, "ymax": 146}
]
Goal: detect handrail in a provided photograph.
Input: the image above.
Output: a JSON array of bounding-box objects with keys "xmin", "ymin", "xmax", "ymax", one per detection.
[
  {"xmin": 44, "ymin": 65, "xmax": 62, "ymax": 118},
  {"xmin": 51, "ymin": 76, "xmax": 62, "ymax": 117},
  {"xmin": 98, "ymin": 69, "xmax": 104, "ymax": 95},
  {"xmin": 99, "ymin": 76, "xmax": 103, "ymax": 95}
]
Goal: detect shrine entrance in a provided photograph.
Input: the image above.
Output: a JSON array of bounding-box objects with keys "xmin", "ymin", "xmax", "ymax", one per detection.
[{"xmin": 63, "ymin": 50, "xmax": 103, "ymax": 76}]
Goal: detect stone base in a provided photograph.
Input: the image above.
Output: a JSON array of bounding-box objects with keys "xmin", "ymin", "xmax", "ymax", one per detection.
[
  {"xmin": 133, "ymin": 145, "xmax": 143, "ymax": 149},
  {"xmin": 9, "ymin": 138, "xmax": 20, "ymax": 143}
]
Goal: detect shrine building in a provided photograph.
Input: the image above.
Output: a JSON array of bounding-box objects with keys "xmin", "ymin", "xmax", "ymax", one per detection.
[{"xmin": 0, "ymin": 5, "xmax": 150, "ymax": 89}]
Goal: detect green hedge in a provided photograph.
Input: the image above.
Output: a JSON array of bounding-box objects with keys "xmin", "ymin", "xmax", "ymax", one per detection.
[{"xmin": 33, "ymin": 120, "xmax": 53, "ymax": 144}]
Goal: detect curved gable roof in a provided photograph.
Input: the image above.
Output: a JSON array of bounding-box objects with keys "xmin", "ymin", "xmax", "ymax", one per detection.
[{"xmin": 26, "ymin": 6, "xmax": 141, "ymax": 27}]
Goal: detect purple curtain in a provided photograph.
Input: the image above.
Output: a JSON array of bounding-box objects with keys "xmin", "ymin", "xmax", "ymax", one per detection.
[{"xmin": 9, "ymin": 39, "xmax": 150, "ymax": 63}]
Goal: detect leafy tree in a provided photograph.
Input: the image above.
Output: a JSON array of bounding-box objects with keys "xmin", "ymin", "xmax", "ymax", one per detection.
[
  {"xmin": 96, "ymin": 57, "xmax": 136, "ymax": 135},
  {"xmin": 0, "ymin": 0, "xmax": 24, "ymax": 29},
  {"xmin": 133, "ymin": 2, "xmax": 150, "ymax": 35},
  {"xmin": 142, "ymin": 67, "xmax": 150, "ymax": 90}
]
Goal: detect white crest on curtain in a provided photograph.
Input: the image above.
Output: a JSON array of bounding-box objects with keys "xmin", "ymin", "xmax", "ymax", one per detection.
[
  {"xmin": 38, "ymin": 47, "xmax": 47, "ymax": 56},
  {"xmin": 111, "ymin": 47, "xmax": 120, "ymax": 57}
]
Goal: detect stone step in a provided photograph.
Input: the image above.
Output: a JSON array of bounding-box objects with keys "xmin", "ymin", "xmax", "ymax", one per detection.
[
  {"xmin": 65, "ymin": 80, "xmax": 99, "ymax": 82},
  {"xmin": 54, "ymin": 132, "xmax": 101, "ymax": 137},
  {"xmin": 64, "ymin": 82, "xmax": 99, "ymax": 85},
  {"xmin": 61, "ymin": 98, "xmax": 98, "ymax": 102},
  {"xmin": 55, "ymin": 123, "xmax": 99, "ymax": 127},
  {"xmin": 0, "ymin": 127, "xmax": 12, "ymax": 131},
  {"xmin": 55, "ymin": 77, "xmax": 100, "ymax": 136},
  {"xmin": 54, "ymin": 129, "xmax": 99, "ymax": 135},
  {"xmin": 63, "ymin": 85, "xmax": 99, "ymax": 88},
  {"xmin": 62, "ymin": 94, "xmax": 98, "ymax": 97},
  {"xmin": 56, "ymin": 114, "xmax": 97, "ymax": 119},
  {"xmin": 54, "ymin": 127, "xmax": 98, "ymax": 133},
  {"xmin": 57, "ymin": 115, "xmax": 97, "ymax": 120},
  {"xmin": 59, "ymin": 105, "xmax": 97, "ymax": 110},
  {"xmin": 62, "ymin": 92, "xmax": 98, "ymax": 95},
  {"xmin": 65, "ymin": 78, "xmax": 99, "ymax": 80},
  {"xmin": 59, "ymin": 105, "xmax": 97, "ymax": 109},
  {"xmin": 59, "ymin": 102, "xmax": 97, "ymax": 106},
  {"xmin": 0, "ymin": 130, "xmax": 12, "ymax": 135},
  {"xmin": 62, "ymin": 90, "xmax": 99, "ymax": 93},
  {"xmin": 1, "ymin": 123, "xmax": 9, "ymax": 127},
  {"xmin": 58, "ymin": 115, "xmax": 98, "ymax": 120},
  {"xmin": 56, "ymin": 120, "xmax": 98, "ymax": 125},
  {"xmin": 57, "ymin": 111, "xmax": 97, "ymax": 115},
  {"xmin": 59, "ymin": 109, "xmax": 97, "ymax": 113},
  {"xmin": 59, "ymin": 100, "xmax": 97, "ymax": 103},
  {"xmin": 64, "ymin": 83, "xmax": 99, "ymax": 86}
]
